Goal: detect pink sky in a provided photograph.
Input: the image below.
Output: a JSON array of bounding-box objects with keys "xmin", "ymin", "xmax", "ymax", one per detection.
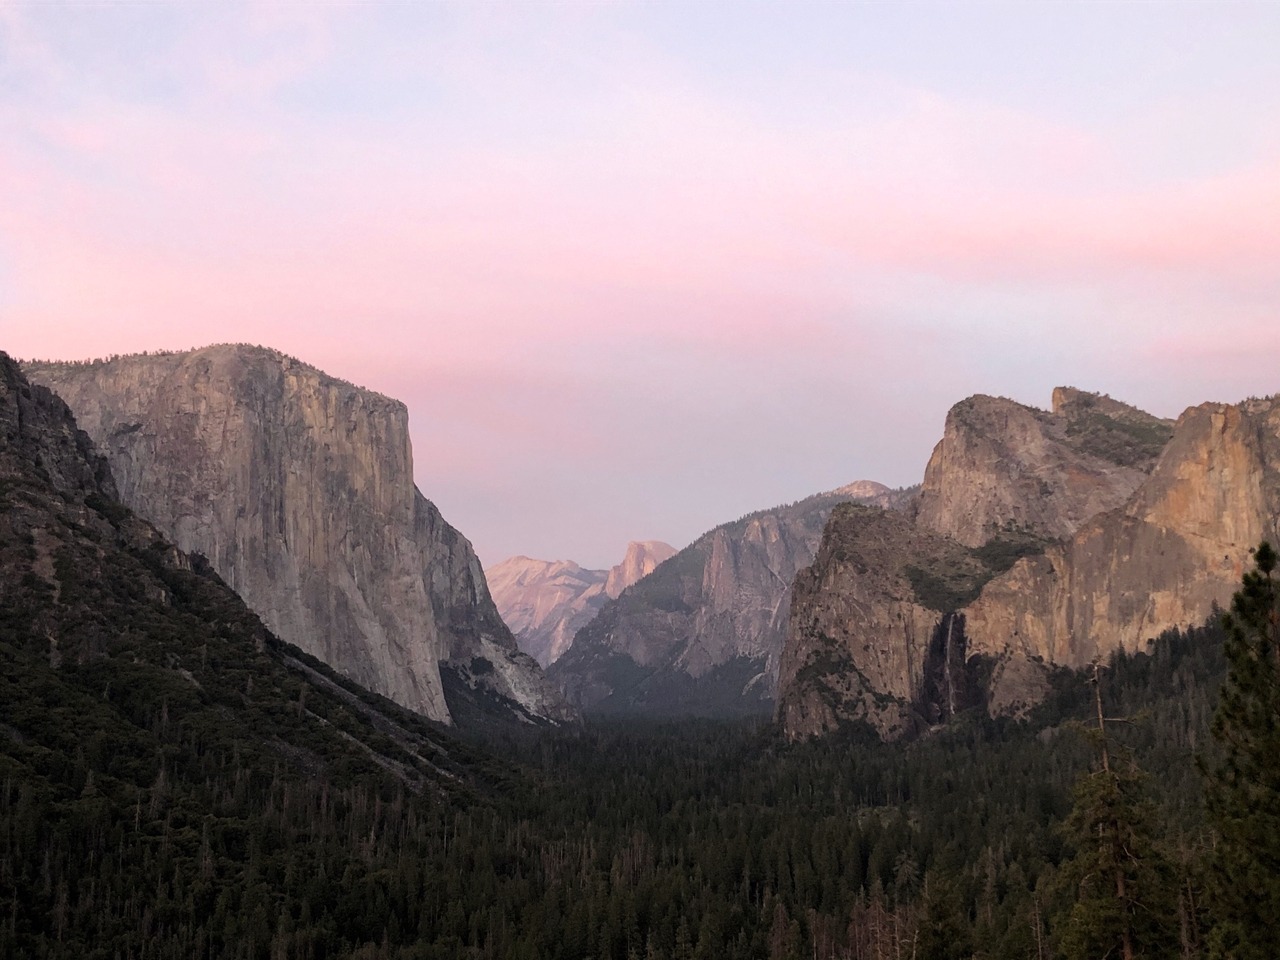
[{"xmin": 4, "ymin": 2, "xmax": 1280, "ymax": 567}]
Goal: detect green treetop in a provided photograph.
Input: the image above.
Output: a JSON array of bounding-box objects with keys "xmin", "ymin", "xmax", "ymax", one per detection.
[{"xmin": 1204, "ymin": 541, "xmax": 1280, "ymax": 960}]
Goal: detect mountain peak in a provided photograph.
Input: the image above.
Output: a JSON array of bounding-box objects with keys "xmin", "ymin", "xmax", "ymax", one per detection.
[
  {"xmin": 827, "ymin": 479, "xmax": 892, "ymax": 500},
  {"xmin": 917, "ymin": 389, "xmax": 1173, "ymax": 548},
  {"xmin": 488, "ymin": 540, "xmax": 676, "ymax": 668},
  {"xmin": 605, "ymin": 540, "xmax": 677, "ymax": 598}
]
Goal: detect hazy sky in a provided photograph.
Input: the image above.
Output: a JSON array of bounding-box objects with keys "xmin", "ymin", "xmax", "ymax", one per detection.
[{"xmin": 4, "ymin": 2, "xmax": 1280, "ymax": 569}]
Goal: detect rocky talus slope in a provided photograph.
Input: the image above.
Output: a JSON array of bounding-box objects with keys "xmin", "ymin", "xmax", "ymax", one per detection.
[
  {"xmin": 488, "ymin": 541, "xmax": 676, "ymax": 668},
  {"xmin": 776, "ymin": 387, "xmax": 1267, "ymax": 740},
  {"xmin": 550, "ymin": 482, "xmax": 915, "ymax": 715},
  {"xmin": 24, "ymin": 345, "xmax": 573, "ymax": 727}
]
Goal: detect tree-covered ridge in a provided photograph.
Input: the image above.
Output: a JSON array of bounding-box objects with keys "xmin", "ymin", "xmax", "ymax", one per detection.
[{"xmin": 1053, "ymin": 390, "xmax": 1176, "ymax": 469}]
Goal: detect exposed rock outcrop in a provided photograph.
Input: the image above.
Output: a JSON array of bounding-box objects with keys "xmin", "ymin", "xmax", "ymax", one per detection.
[
  {"xmin": 778, "ymin": 387, "xmax": 1280, "ymax": 741},
  {"xmin": 487, "ymin": 558, "xmax": 607, "ymax": 667},
  {"xmin": 23, "ymin": 345, "xmax": 574, "ymax": 727},
  {"xmin": 829, "ymin": 480, "xmax": 898, "ymax": 502},
  {"xmin": 965, "ymin": 396, "xmax": 1280, "ymax": 709},
  {"xmin": 489, "ymin": 540, "xmax": 676, "ymax": 668},
  {"xmin": 915, "ymin": 389, "xmax": 1172, "ymax": 548},
  {"xmin": 605, "ymin": 540, "xmax": 678, "ymax": 599},
  {"xmin": 776, "ymin": 504, "xmax": 989, "ymax": 740},
  {"xmin": 550, "ymin": 484, "xmax": 916, "ymax": 715}
]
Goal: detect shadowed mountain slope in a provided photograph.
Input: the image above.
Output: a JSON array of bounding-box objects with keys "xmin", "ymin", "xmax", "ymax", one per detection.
[{"xmin": 550, "ymin": 482, "xmax": 914, "ymax": 716}]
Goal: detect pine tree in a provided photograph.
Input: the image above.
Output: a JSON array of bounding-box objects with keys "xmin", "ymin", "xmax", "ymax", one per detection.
[
  {"xmin": 1054, "ymin": 664, "xmax": 1176, "ymax": 960},
  {"xmin": 1203, "ymin": 541, "xmax": 1280, "ymax": 960},
  {"xmin": 914, "ymin": 872, "xmax": 971, "ymax": 960}
]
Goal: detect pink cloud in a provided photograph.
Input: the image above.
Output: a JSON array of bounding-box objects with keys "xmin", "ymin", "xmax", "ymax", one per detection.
[
  {"xmin": 10, "ymin": 21, "xmax": 1275, "ymax": 361},
  {"xmin": 5, "ymin": 88, "xmax": 1275, "ymax": 353}
]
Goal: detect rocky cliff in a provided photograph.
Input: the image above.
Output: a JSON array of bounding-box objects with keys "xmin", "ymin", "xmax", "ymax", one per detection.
[
  {"xmin": 1, "ymin": 347, "xmax": 496, "ymax": 854},
  {"xmin": 549, "ymin": 483, "xmax": 915, "ymax": 715},
  {"xmin": 489, "ymin": 540, "xmax": 676, "ymax": 668},
  {"xmin": 604, "ymin": 540, "xmax": 678, "ymax": 599},
  {"xmin": 23, "ymin": 345, "xmax": 574, "ymax": 728},
  {"xmin": 487, "ymin": 558, "xmax": 606, "ymax": 668},
  {"xmin": 965, "ymin": 395, "xmax": 1280, "ymax": 712},
  {"xmin": 776, "ymin": 504, "xmax": 992, "ymax": 740},
  {"xmin": 915, "ymin": 388, "xmax": 1173, "ymax": 548},
  {"xmin": 778, "ymin": 388, "xmax": 1280, "ymax": 740}
]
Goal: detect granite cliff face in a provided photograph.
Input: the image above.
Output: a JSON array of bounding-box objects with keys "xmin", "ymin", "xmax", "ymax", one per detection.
[
  {"xmin": 487, "ymin": 558, "xmax": 608, "ymax": 667},
  {"xmin": 776, "ymin": 504, "xmax": 989, "ymax": 740},
  {"xmin": 1, "ymin": 349, "xmax": 495, "ymax": 821},
  {"xmin": 915, "ymin": 388, "xmax": 1172, "ymax": 548},
  {"xmin": 778, "ymin": 388, "xmax": 1280, "ymax": 740},
  {"xmin": 489, "ymin": 541, "xmax": 676, "ymax": 668},
  {"xmin": 24, "ymin": 345, "xmax": 574, "ymax": 727},
  {"xmin": 605, "ymin": 540, "xmax": 678, "ymax": 599},
  {"xmin": 550, "ymin": 484, "xmax": 915, "ymax": 715},
  {"xmin": 965, "ymin": 396, "xmax": 1280, "ymax": 711}
]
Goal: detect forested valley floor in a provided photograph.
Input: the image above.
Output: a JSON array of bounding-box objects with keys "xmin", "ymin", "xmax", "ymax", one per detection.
[{"xmin": 4, "ymin": 604, "xmax": 1245, "ymax": 960}]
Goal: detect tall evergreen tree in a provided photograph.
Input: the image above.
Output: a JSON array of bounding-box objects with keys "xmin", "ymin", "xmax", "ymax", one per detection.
[
  {"xmin": 1204, "ymin": 541, "xmax": 1280, "ymax": 960},
  {"xmin": 1054, "ymin": 665, "xmax": 1176, "ymax": 960},
  {"xmin": 915, "ymin": 872, "xmax": 971, "ymax": 960}
]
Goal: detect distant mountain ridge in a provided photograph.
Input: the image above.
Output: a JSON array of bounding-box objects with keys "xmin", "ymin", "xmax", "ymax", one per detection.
[
  {"xmin": 488, "ymin": 541, "xmax": 676, "ymax": 667},
  {"xmin": 549, "ymin": 482, "xmax": 915, "ymax": 716},
  {"xmin": 24, "ymin": 344, "xmax": 574, "ymax": 728}
]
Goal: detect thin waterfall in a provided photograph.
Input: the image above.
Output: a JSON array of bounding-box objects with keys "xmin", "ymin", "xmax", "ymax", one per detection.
[{"xmin": 944, "ymin": 614, "xmax": 956, "ymax": 718}]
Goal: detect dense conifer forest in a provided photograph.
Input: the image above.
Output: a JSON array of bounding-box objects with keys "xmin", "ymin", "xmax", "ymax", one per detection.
[{"xmin": 0, "ymin": 605, "xmax": 1248, "ymax": 958}]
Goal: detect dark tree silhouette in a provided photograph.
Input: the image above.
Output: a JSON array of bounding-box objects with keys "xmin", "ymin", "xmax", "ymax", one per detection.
[{"xmin": 1204, "ymin": 541, "xmax": 1280, "ymax": 960}]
